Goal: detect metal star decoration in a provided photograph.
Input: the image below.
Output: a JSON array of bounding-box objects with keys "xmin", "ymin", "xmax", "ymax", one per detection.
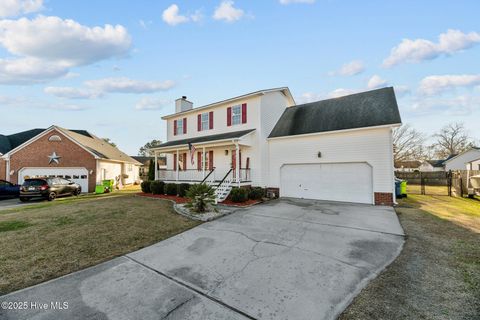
[{"xmin": 48, "ymin": 152, "xmax": 61, "ymax": 164}]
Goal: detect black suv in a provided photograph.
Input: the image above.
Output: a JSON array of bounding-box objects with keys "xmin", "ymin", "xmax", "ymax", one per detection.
[{"xmin": 20, "ymin": 177, "xmax": 81, "ymax": 202}]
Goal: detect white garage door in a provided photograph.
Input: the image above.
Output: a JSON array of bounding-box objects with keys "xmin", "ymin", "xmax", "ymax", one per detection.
[
  {"xmin": 18, "ymin": 167, "xmax": 89, "ymax": 193},
  {"xmin": 280, "ymin": 163, "xmax": 373, "ymax": 204}
]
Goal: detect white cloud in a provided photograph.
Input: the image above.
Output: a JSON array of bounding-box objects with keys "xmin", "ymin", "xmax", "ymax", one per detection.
[
  {"xmin": 383, "ymin": 29, "xmax": 480, "ymax": 67},
  {"xmin": 296, "ymin": 92, "xmax": 323, "ymax": 104},
  {"xmin": 394, "ymin": 85, "xmax": 410, "ymax": 97},
  {"xmin": 162, "ymin": 4, "xmax": 189, "ymax": 26},
  {"xmin": 330, "ymin": 60, "xmax": 365, "ymax": 76},
  {"xmin": 411, "ymin": 95, "xmax": 480, "ymax": 116},
  {"xmin": 0, "ymin": 57, "xmax": 69, "ymax": 84},
  {"xmin": 328, "ymin": 88, "xmax": 359, "ymax": 98},
  {"xmin": 419, "ymin": 74, "xmax": 480, "ymax": 95},
  {"xmin": 84, "ymin": 77, "xmax": 175, "ymax": 93},
  {"xmin": 279, "ymin": 0, "xmax": 315, "ymax": 4},
  {"xmin": 0, "ymin": 15, "xmax": 131, "ymax": 84},
  {"xmin": 213, "ymin": 1, "xmax": 244, "ymax": 22},
  {"xmin": 44, "ymin": 86, "xmax": 102, "ymax": 99},
  {"xmin": 367, "ymin": 75, "xmax": 388, "ymax": 89},
  {"xmin": 0, "ymin": 0, "xmax": 43, "ymax": 18},
  {"xmin": 135, "ymin": 97, "xmax": 170, "ymax": 110}
]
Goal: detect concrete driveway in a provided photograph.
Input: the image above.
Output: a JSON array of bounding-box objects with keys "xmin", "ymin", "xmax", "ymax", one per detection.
[{"xmin": 1, "ymin": 198, "xmax": 404, "ymax": 320}]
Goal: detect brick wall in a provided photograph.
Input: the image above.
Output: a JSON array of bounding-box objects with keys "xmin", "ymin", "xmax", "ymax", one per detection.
[
  {"xmin": 0, "ymin": 159, "xmax": 5, "ymax": 180},
  {"xmin": 374, "ymin": 192, "xmax": 393, "ymax": 206},
  {"xmin": 8, "ymin": 129, "xmax": 97, "ymax": 192}
]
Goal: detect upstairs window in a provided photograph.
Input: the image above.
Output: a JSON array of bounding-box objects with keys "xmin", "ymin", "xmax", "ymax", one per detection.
[
  {"xmin": 198, "ymin": 111, "xmax": 214, "ymax": 131},
  {"xmin": 227, "ymin": 103, "xmax": 247, "ymax": 126},
  {"xmin": 232, "ymin": 105, "xmax": 241, "ymax": 125},
  {"xmin": 201, "ymin": 113, "xmax": 209, "ymax": 130},
  {"xmin": 174, "ymin": 118, "xmax": 187, "ymax": 135}
]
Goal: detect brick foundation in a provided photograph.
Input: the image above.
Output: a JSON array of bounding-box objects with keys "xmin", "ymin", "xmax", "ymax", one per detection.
[{"xmin": 374, "ymin": 192, "xmax": 394, "ymax": 206}]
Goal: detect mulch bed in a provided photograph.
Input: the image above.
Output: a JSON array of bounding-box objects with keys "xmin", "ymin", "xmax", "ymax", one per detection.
[
  {"xmin": 136, "ymin": 193, "xmax": 262, "ymax": 207},
  {"xmin": 136, "ymin": 193, "xmax": 189, "ymax": 204}
]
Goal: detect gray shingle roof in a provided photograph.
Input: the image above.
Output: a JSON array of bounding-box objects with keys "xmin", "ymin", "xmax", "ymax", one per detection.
[
  {"xmin": 268, "ymin": 87, "xmax": 401, "ymax": 138},
  {"xmin": 154, "ymin": 129, "xmax": 256, "ymax": 148}
]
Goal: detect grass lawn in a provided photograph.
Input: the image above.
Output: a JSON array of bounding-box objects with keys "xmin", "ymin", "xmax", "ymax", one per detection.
[
  {"xmin": 0, "ymin": 194, "xmax": 200, "ymax": 295},
  {"xmin": 340, "ymin": 195, "xmax": 480, "ymax": 320}
]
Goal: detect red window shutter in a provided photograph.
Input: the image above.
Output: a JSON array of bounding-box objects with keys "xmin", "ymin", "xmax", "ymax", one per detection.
[
  {"xmin": 197, "ymin": 152, "xmax": 202, "ymax": 170},
  {"xmin": 208, "ymin": 150, "xmax": 213, "ymax": 170},
  {"xmin": 183, "ymin": 118, "xmax": 187, "ymax": 134},
  {"xmin": 173, "ymin": 153, "xmax": 177, "ymax": 171},
  {"xmin": 227, "ymin": 107, "xmax": 232, "ymax": 126},
  {"xmin": 242, "ymin": 103, "xmax": 247, "ymax": 124},
  {"xmin": 197, "ymin": 114, "xmax": 201, "ymax": 131},
  {"xmin": 173, "ymin": 120, "xmax": 177, "ymax": 136},
  {"xmin": 209, "ymin": 111, "xmax": 213, "ymax": 129},
  {"xmin": 183, "ymin": 153, "xmax": 187, "ymax": 170}
]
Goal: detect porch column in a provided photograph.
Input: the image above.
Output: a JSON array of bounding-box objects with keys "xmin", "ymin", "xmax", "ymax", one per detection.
[
  {"xmin": 176, "ymin": 149, "xmax": 179, "ymax": 181},
  {"xmin": 235, "ymin": 142, "xmax": 240, "ymax": 187},
  {"xmin": 202, "ymin": 146, "xmax": 206, "ymax": 179},
  {"xmin": 154, "ymin": 151, "xmax": 158, "ymax": 180}
]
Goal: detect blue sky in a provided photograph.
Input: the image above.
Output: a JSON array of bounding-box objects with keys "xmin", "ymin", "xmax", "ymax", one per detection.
[{"xmin": 1, "ymin": 0, "xmax": 479, "ymax": 154}]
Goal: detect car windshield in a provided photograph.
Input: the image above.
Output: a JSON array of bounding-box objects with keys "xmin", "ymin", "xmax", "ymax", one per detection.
[{"xmin": 23, "ymin": 179, "xmax": 47, "ymax": 186}]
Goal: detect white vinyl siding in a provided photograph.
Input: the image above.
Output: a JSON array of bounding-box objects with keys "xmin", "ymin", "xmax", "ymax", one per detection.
[{"xmin": 268, "ymin": 127, "xmax": 395, "ymax": 195}]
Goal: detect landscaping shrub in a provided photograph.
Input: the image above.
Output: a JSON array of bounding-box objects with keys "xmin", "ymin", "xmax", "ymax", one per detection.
[
  {"xmin": 249, "ymin": 187, "xmax": 265, "ymax": 200},
  {"xmin": 150, "ymin": 181, "xmax": 165, "ymax": 194},
  {"xmin": 177, "ymin": 183, "xmax": 190, "ymax": 197},
  {"xmin": 230, "ymin": 187, "xmax": 249, "ymax": 203},
  {"xmin": 186, "ymin": 183, "xmax": 216, "ymax": 213},
  {"xmin": 141, "ymin": 181, "xmax": 151, "ymax": 193},
  {"xmin": 165, "ymin": 183, "xmax": 178, "ymax": 196}
]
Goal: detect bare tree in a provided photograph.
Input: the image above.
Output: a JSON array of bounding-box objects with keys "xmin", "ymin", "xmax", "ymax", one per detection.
[
  {"xmin": 431, "ymin": 122, "xmax": 475, "ymax": 158},
  {"xmin": 393, "ymin": 124, "xmax": 426, "ymax": 163}
]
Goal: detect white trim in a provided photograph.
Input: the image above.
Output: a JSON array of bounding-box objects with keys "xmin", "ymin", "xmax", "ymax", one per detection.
[
  {"xmin": 150, "ymin": 130, "xmax": 256, "ymax": 153},
  {"xmin": 267, "ymin": 123, "xmax": 402, "ymax": 141},
  {"xmin": 162, "ymin": 87, "xmax": 293, "ymax": 119}
]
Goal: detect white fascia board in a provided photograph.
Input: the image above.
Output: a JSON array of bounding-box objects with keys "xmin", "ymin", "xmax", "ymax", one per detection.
[{"xmin": 267, "ymin": 123, "xmax": 402, "ymax": 141}]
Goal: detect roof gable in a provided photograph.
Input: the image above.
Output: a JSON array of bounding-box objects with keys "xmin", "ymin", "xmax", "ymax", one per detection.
[{"xmin": 268, "ymin": 87, "xmax": 401, "ymax": 138}]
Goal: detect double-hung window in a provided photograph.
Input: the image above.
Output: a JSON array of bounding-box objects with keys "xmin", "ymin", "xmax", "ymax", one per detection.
[
  {"xmin": 176, "ymin": 119, "xmax": 184, "ymax": 135},
  {"xmin": 201, "ymin": 113, "xmax": 209, "ymax": 131},
  {"xmin": 232, "ymin": 105, "xmax": 241, "ymax": 125}
]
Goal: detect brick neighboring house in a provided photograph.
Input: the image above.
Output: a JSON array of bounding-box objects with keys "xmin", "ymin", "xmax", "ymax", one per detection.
[{"xmin": 0, "ymin": 126, "xmax": 142, "ymax": 193}]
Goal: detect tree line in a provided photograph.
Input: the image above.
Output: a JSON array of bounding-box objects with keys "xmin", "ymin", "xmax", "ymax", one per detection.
[{"xmin": 393, "ymin": 122, "xmax": 477, "ymax": 163}]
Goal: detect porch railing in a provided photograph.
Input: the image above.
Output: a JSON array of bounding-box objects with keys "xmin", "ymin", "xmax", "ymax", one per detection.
[{"xmin": 157, "ymin": 168, "xmax": 251, "ymax": 182}]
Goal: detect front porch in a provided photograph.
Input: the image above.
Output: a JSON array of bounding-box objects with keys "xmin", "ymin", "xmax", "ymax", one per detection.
[{"xmin": 150, "ymin": 131, "xmax": 255, "ymax": 188}]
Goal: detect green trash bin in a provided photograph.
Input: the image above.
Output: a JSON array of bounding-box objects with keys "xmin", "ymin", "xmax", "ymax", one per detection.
[
  {"xmin": 95, "ymin": 185, "xmax": 105, "ymax": 194},
  {"xmin": 102, "ymin": 179, "xmax": 114, "ymax": 192},
  {"xmin": 400, "ymin": 180, "xmax": 407, "ymax": 197}
]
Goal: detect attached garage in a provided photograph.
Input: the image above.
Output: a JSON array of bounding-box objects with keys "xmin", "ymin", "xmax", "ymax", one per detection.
[
  {"xmin": 280, "ymin": 163, "xmax": 373, "ymax": 204},
  {"xmin": 18, "ymin": 167, "xmax": 89, "ymax": 192}
]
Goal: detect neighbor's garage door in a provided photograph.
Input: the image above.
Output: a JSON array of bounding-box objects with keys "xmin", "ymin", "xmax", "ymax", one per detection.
[
  {"xmin": 18, "ymin": 167, "xmax": 89, "ymax": 193},
  {"xmin": 280, "ymin": 163, "xmax": 373, "ymax": 204}
]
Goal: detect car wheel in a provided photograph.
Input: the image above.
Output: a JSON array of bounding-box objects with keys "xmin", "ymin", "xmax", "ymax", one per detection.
[
  {"xmin": 19, "ymin": 197, "xmax": 29, "ymax": 202},
  {"xmin": 48, "ymin": 192, "xmax": 57, "ymax": 201},
  {"xmin": 73, "ymin": 189, "xmax": 80, "ymax": 196}
]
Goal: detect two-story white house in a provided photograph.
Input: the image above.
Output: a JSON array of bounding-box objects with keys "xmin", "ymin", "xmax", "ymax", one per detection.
[{"xmin": 150, "ymin": 87, "xmax": 402, "ymax": 205}]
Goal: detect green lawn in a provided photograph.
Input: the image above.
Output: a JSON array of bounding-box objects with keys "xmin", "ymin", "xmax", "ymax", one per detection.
[
  {"xmin": 0, "ymin": 194, "xmax": 200, "ymax": 294},
  {"xmin": 340, "ymin": 195, "xmax": 480, "ymax": 320}
]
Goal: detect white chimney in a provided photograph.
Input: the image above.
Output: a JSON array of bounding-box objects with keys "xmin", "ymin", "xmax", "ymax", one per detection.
[{"xmin": 175, "ymin": 96, "xmax": 193, "ymax": 113}]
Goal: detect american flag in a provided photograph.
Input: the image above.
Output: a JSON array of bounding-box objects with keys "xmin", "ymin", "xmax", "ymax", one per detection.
[{"xmin": 188, "ymin": 142, "xmax": 196, "ymax": 165}]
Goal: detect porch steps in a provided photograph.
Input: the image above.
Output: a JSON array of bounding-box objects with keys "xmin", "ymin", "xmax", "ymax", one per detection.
[{"xmin": 211, "ymin": 170, "xmax": 234, "ymax": 202}]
